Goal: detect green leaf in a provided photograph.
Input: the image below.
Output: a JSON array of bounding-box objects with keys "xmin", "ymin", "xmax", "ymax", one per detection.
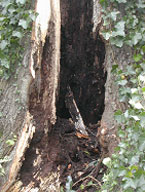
[
  {"xmin": 129, "ymin": 99, "xmax": 143, "ymax": 109},
  {"xmin": 116, "ymin": 0, "xmax": 127, "ymax": 3},
  {"xmin": 110, "ymin": 11, "xmax": 120, "ymax": 21},
  {"xmin": 113, "ymin": 21, "xmax": 125, "ymax": 37},
  {"xmin": 6, "ymin": 139, "xmax": 15, "ymax": 146},
  {"xmin": 101, "ymin": 32, "xmax": 112, "ymax": 40},
  {"xmin": 139, "ymin": 112, "xmax": 145, "ymax": 127},
  {"xmin": 130, "ymin": 115, "xmax": 140, "ymax": 121},
  {"xmin": 111, "ymin": 65, "xmax": 118, "ymax": 73},
  {"xmin": 142, "ymin": 87, "xmax": 145, "ymax": 92},
  {"xmin": 118, "ymin": 79, "xmax": 128, "ymax": 86},
  {"xmin": 111, "ymin": 37, "xmax": 124, "ymax": 47},
  {"xmin": 0, "ymin": 40, "xmax": 8, "ymax": 50},
  {"xmin": 103, "ymin": 157, "xmax": 112, "ymax": 168},
  {"xmin": 138, "ymin": 175, "xmax": 145, "ymax": 189},
  {"xmin": 130, "ymin": 156, "xmax": 139, "ymax": 165},
  {"xmin": 18, "ymin": 19, "xmax": 28, "ymax": 29},
  {"xmin": 87, "ymin": 181, "xmax": 93, "ymax": 186},
  {"xmin": 16, "ymin": 0, "xmax": 26, "ymax": 4},
  {"xmin": 80, "ymin": 184, "xmax": 85, "ymax": 190},
  {"xmin": 1, "ymin": 59, "xmax": 10, "ymax": 69},
  {"xmin": 132, "ymin": 33, "xmax": 142, "ymax": 45},
  {"xmin": 139, "ymin": 140, "xmax": 145, "ymax": 151},
  {"xmin": 142, "ymin": 45, "xmax": 145, "ymax": 53},
  {"xmin": 123, "ymin": 178, "xmax": 137, "ymax": 189},
  {"xmin": 12, "ymin": 31, "xmax": 22, "ymax": 38},
  {"xmin": 133, "ymin": 54, "xmax": 142, "ymax": 62}
]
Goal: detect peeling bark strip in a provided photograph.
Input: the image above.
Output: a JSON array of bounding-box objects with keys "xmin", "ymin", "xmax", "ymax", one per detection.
[
  {"xmin": 65, "ymin": 86, "xmax": 88, "ymax": 136},
  {"xmin": 1, "ymin": 112, "xmax": 35, "ymax": 192},
  {"xmin": 30, "ymin": 0, "xmax": 61, "ymax": 125}
]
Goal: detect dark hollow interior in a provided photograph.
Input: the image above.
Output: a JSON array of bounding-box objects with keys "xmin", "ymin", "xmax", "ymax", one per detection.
[{"xmin": 57, "ymin": 0, "xmax": 107, "ymax": 125}]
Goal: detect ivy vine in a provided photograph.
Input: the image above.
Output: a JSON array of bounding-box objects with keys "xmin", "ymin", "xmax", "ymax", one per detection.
[
  {"xmin": 0, "ymin": 0, "xmax": 36, "ymax": 79},
  {"xmin": 100, "ymin": 0, "xmax": 145, "ymax": 192}
]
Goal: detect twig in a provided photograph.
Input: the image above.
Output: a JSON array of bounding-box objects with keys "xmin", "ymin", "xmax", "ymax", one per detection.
[
  {"xmin": 72, "ymin": 173, "xmax": 102, "ymax": 188},
  {"xmin": 73, "ymin": 155, "xmax": 104, "ymax": 188},
  {"xmin": 88, "ymin": 175, "xmax": 102, "ymax": 187}
]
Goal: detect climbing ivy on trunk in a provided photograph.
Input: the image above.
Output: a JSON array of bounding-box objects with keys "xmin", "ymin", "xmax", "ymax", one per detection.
[
  {"xmin": 0, "ymin": 0, "xmax": 36, "ymax": 79},
  {"xmin": 100, "ymin": 0, "xmax": 145, "ymax": 191}
]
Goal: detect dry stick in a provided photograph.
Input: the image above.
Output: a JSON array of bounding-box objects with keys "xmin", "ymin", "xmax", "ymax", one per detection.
[
  {"xmin": 73, "ymin": 174, "xmax": 102, "ymax": 188},
  {"xmin": 73, "ymin": 155, "xmax": 104, "ymax": 188},
  {"xmin": 65, "ymin": 85, "xmax": 88, "ymax": 136}
]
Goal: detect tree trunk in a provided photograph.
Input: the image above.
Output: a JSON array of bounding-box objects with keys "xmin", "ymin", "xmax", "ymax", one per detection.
[{"xmin": 0, "ymin": 0, "xmax": 131, "ymax": 191}]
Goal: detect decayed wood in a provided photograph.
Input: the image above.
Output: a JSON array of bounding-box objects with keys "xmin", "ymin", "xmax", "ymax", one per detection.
[
  {"xmin": 65, "ymin": 86, "xmax": 88, "ymax": 136},
  {"xmin": 1, "ymin": 0, "xmax": 61, "ymax": 191},
  {"xmin": 1, "ymin": 112, "xmax": 35, "ymax": 192},
  {"xmin": 30, "ymin": 0, "xmax": 61, "ymax": 125}
]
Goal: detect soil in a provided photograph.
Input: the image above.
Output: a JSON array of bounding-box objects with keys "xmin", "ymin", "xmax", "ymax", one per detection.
[{"xmin": 19, "ymin": 0, "xmax": 107, "ymax": 191}]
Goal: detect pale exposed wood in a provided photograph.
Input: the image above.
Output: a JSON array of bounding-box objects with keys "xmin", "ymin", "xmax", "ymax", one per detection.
[
  {"xmin": 1, "ymin": 113, "xmax": 35, "ymax": 192},
  {"xmin": 65, "ymin": 86, "xmax": 88, "ymax": 136},
  {"xmin": 1, "ymin": 0, "xmax": 61, "ymax": 190}
]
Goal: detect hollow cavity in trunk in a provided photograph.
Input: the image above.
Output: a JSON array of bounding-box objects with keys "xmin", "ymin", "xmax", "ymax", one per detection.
[{"xmin": 19, "ymin": 0, "xmax": 107, "ymax": 190}]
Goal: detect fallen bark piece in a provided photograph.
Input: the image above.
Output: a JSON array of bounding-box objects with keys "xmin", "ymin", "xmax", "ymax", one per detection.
[{"xmin": 65, "ymin": 86, "xmax": 88, "ymax": 136}]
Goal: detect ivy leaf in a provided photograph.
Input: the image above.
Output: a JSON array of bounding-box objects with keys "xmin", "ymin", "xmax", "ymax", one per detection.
[
  {"xmin": 142, "ymin": 87, "xmax": 145, "ymax": 92},
  {"xmin": 137, "ymin": 1, "xmax": 145, "ymax": 8},
  {"xmin": 133, "ymin": 54, "xmax": 142, "ymax": 62},
  {"xmin": 114, "ymin": 110, "xmax": 125, "ymax": 123},
  {"xmin": 16, "ymin": 0, "xmax": 26, "ymax": 4},
  {"xmin": 129, "ymin": 99, "xmax": 144, "ymax": 109},
  {"xmin": 132, "ymin": 33, "xmax": 142, "ymax": 45},
  {"xmin": 142, "ymin": 45, "xmax": 145, "ymax": 53},
  {"xmin": 116, "ymin": 0, "xmax": 127, "ymax": 3},
  {"xmin": 1, "ymin": 59, "xmax": 10, "ymax": 69},
  {"xmin": 118, "ymin": 79, "xmax": 128, "ymax": 86},
  {"xmin": 12, "ymin": 31, "xmax": 22, "ymax": 38},
  {"xmin": 130, "ymin": 156, "xmax": 139, "ymax": 165},
  {"xmin": 139, "ymin": 112, "xmax": 145, "ymax": 127},
  {"xmin": 138, "ymin": 74, "xmax": 145, "ymax": 82},
  {"xmin": 0, "ymin": 40, "xmax": 8, "ymax": 50},
  {"xmin": 123, "ymin": 178, "xmax": 137, "ymax": 189},
  {"xmin": 139, "ymin": 139, "xmax": 145, "ymax": 151},
  {"xmin": 111, "ymin": 37, "xmax": 124, "ymax": 47},
  {"xmin": 126, "ymin": 66, "xmax": 136, "ymax": 75},
  {"xmin": 113, "ymin": 21, "xmax": 125, "ymax": 37},
  {"xmin": 110, "ymin": 11, "xmax": 120, "ymax": 21},
  {"xmin": 103, "ymin": 157, "xmax": 112, "ymax": 168},
  {"xmin": 101, "ymin": 32, "xmax": 112, "ymax": 40},
  {"xmin": 18, "ymin": 19, "xmax": 28, "ymax": 29},
  {"xmin": 131, "ymin": 115, "xmax": 140, "ymax": 121},
  {"xmin": 8, "ymin": 7, "xmax": 16, "ymax": 14},
  {"xmin": 6, "ymin": 139, "xmax": 15, "ymax": 146},
  {"xmin": 87, "ymin": 181, "xmax": 93, "ymax": 186},
  {"xmin": 1, "ymin": 1, "xmax": 11, "ymax": 8},
  {"xmin": 138, "ymin": 175, "xmax": 145, "ymax": 189}
]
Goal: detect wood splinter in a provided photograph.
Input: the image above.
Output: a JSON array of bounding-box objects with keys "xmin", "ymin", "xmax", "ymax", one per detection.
[{"xmin": 65, "ymin": 85, "xmax": 88, "ymax": 136}]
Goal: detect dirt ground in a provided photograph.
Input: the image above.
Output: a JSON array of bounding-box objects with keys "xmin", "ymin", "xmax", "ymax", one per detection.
[{"xmin": 20, "ymin": 117, "xmax": 107, "ymax": 191}]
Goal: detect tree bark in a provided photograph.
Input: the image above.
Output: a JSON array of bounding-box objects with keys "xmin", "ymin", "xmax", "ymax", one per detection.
[{"xmin": 0, "ymin": 0, "xmax": 132, "ymax": 191}]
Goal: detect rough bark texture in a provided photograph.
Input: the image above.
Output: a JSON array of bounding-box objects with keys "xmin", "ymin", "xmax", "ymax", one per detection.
[
  {"xmin": 0, "ymin": 0, "xmax": 132, "ymax": 191},
  {"xmin": 0, "ymin": 49, "xmax": 32, "ymax": 187},
  {"xmin": 100, "ymin": 45, "xmax": 133, "ymax": 155}
]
